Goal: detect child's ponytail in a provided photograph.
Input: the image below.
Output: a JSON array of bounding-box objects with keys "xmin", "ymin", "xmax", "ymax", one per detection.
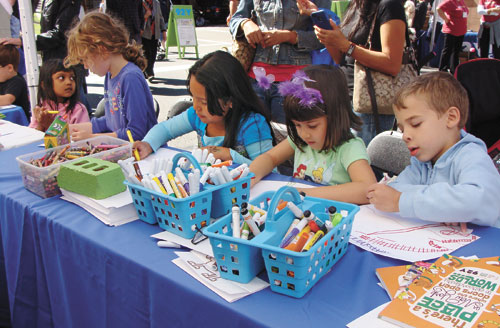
[{"xmin": 123, "ymin": 41, "xmax": 147, "ymax": 72}]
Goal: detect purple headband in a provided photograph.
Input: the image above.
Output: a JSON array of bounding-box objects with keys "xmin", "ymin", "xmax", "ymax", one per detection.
[{"xmin": 278, "ymin": 70, "xmax": 324, "ymax": 108}]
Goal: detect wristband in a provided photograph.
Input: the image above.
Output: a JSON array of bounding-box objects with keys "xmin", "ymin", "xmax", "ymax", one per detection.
[{"xmin": 345, "ymin": 42, "xmax": 356, "ymax": 57}]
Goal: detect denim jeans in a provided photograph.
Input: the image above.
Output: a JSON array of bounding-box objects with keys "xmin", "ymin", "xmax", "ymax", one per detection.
[
  {"xmin": 356, "ymin": 113, "xmax": 396, "ymax": 146},
  {"xmin": 252, "ymin": 79, "xmax": 285, "ymax": 123}
]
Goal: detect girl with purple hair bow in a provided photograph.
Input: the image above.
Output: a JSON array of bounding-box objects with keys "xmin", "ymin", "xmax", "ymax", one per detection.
[{"xmin": 249, "ymin": 65, "xmax": 377, "ymax": 205}]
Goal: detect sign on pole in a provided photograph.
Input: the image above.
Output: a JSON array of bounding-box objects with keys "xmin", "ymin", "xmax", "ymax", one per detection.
[{"xmin": 165, "ymin": 5, "xmax": 199, "ymax": 59}]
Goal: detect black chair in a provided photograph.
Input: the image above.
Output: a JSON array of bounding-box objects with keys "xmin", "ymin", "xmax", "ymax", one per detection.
[
  {"xmin": 92, "ymin": 97, "xmax": 160, "ymax": 119},
  {"xmin": 454, "ymin": 58, "xmax": 500, "ymax": 150}
]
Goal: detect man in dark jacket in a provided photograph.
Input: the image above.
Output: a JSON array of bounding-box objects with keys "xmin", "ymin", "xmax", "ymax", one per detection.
[
  {"xmin": 106, "ymin": 0, "xmax": 144, "ymax": 44},
  {"xmin": 36, "ymin": 0, "xmax": 81, "ymax": 62}
]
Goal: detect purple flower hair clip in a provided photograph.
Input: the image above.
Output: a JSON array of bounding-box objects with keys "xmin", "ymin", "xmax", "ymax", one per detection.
[
  {"xmin": 253, "ymin": 66, "xmax": 275, "ymax": 90},
  {"xmin": 278, "ymin": 70, "xmax": 324, "ymax": 108}
]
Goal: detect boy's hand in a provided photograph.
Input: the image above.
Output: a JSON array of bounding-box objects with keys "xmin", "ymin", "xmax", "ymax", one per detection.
[
  {"xmin": 367, "ymin": 183, "xmax": 401, "ymax": 212},
  {"xmin": 69, "ymin": 122, "xmax": 93, "ymax": 141},
  {"xmin": 444, "ymin": 222, "xmax": 468, "ymax": 233},
  {"xmin": 133, "ymin": 141, "xmax": 153, "ymax": 159},
  {"xmin": 201, "ymin": 146, "xmax": 232, "ymax": 161}
]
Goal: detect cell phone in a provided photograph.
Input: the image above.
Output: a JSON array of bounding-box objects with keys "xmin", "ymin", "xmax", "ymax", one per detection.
[{"xmin": 311, "ymin": 10, "xmax": 333, "ymax": 30}]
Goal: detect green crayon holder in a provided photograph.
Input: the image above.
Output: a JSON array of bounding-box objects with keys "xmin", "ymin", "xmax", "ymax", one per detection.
[
  {"xmin": 125, "ymin": 152, "xmax": 213, "ymax": 238},
  {"xmin": 258, "ymin": 186, "xmax": 358, "ymax": 298}
]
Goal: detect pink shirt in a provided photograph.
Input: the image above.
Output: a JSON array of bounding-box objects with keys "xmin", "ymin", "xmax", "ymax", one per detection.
[
  {"xmin": 438, "ymin": 0, "xmax": 469, "ymax": 36},
  {"xmin": 479, "ymin": 0, "xmax": 500, "ymax": 22},
  {"xmin": 29, "ymin": 100, "xmax": 90, "ymax": 130}
]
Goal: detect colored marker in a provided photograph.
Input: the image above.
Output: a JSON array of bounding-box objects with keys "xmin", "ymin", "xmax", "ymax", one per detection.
[
  {"xmin": 241, "ymin": 222, "xmax": 250, "ymax": 240},
  {"xmin": 201, "ymin": 148, "xmax": 209, "ymax": 163},
  {"xmin": 200, "ymin": 166, "xmax": 213, "ymax": 185},
  {"xmin": 324, "ymin": 220, "xmax": 333, "ymax": 232},
  {"xmin": 47, "ymin": 110, "xmax": 59, "ymax": 114},
  {"xmin": 285, "ymin": 226, "xmax": 311, "ymax": 251},
  {"xmin": 174, "ymin": 177, "xmax": 188, "ymax": 198},
  {"xmin": 302, "ymin": 230, "xmax": 325, "ymax": 252},
  {"xmin": 214, "ymin": 167, "xmax": 226, "ymax": 184},
  {"xmin": 167, "ymin": 173, "xmax": 182, "ymax": 198},
  {"xmin": 241, "ymin": 208, "xmax": 260, "ymax": 236},
  {"xmin": 229, "ymin": 163, "xmax": 248, "ymax": 179},
  {"xmin": 175, "ymin": 167, "xmax": 190, "ymax": 193},
  {"xmin": 152, "ymin": 176, "xmax": 167, "ymax": 194},
  {"xmin": 160, "ymin": 173, "xmax": 175, "ymax": 197},
  {"xmin": 220, "ymin": 166, "xmax": 232, "ymax": 183},
  {"xmin": 232, "ymin": 205, "xmax": 241, "ymax": 238},
  {"xmin": 212, "ymin": 160, "xmax": 233, "ymax": 168},
  {"xmin": 331, "ymin": 213, "xmax": 343, "ymax": 227},
  {"xmin": 280, "ymin": 216, "xmax": 309, "ymax": 248},
  {"xmin": 126, "ymin": 129, "xmax": 141, "ymax": 161}
]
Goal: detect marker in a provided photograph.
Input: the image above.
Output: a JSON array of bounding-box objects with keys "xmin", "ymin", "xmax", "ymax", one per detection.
[
  {"xmin": 331, "ymin": 213, "xmax": 343, "ymax": 227},
  {"xmin": 152, "ymin": 176, "xmax": 167, "ymax": 194},
  {"xmin": 299, "ymin": 191, "xmax": 306, "ymax": 200},
  {"xmin": 206, "ymin": 153, "xmax": 215, "ymax": 165},
  {"xmin": 192, "ymin": 148, "xmax": 202, "ymax": 163},
  {"xmin": 167, "ymin": 173, "xmax": 182, "ymax": 198},
  {"xmin": 200, "ymin": 166, "xmax": 213, "ymax": 185},
  {"xmin": 174, "ymin": 176, "xmax": 188, "ymax": 198},
  {"xmin": 241, "ymin": 203, "xmax": 267, "ymax": 216},
  {"xmin": 220, "ymin": 166, "xmax": 232, "ymax": 184},
  {"xmin": 286, "ymin": 228, "xmax": 311, "ymax": 252},
  {"xmin": 165, "ymin": 159, "xmax": 173, "ymax": 174},
  {"xmin": 238, "ymin": 167, "xmax": 250, "ymax": 179},
  {"xmin": 241, "ymin": 222, "xmax": 250, "ymax": 240},
  {"xmin": 276, "ymin": 201, "xmax": 288, "ymax": 212},
  {"xmin": 160, "ymin": 173, "xmax": 175, "ymax": 197},
  {"xmin": 157, "ymin": 240, "xmax": 182, "ymax": 248},
  {"xmin": 280, "ymin": 216, "xmax": 309, "ymax": 248},
  {"xmin": 328, "ymin": 206, "xmax": 337, "ymax": 219},
  {"xmin": 209, "ymin": 170, "xmax": 221, "ymax": 185},
  {"xmin": 232, "ymin": 205, "xmax": 241, "ymax": 238},
  {"xmin": 229, "ymin": 163, "xmax": 248, "ymax": 179},
  {"xmin": 302, "ymin": 230, "xmax": 325, "ymax": 252},
  {"xmin": 241, "ymin": 208, "xmax": 260, "ymax": 236},
  {"xmin": 212, "ymin": 160, "xmax": 233, "ymax": 168},
  {"xmin": 188, "ymin": 172, "xmax": 199, "ymax": 196},
  {"xmin": 126, "ymin": 129, "xmax": 141, "ymax": 161},
  {"xmin": 299, "ymin": 232, "xmax": 316, "ymax": 252},
  {"xmin": 287, "ymin": 202, "xmax": 304, "ymax": 219},
  {"xmin": 175, "ymin": 167, "xmax": 190, "ymax": 194},
  {"xmin": 213, "ymin": 168, "xmax": 226, "ymax": 185},
  {"xmin": 201, "ymin": 148, "xmax": 209, "ymax": 163},
  {"xmin": 324, "ymin": 220, "xmax": 333, "ymax": 232},
  {"xmin": 133, "ymin": 162, "xmax": 143, "ymax": 181},
  {"xmin": 308, "ymin": 220, "xmax": 320, "ymax": 233}
]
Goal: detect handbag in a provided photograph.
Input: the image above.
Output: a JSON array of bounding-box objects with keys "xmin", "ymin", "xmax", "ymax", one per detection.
[
  {"xmin": 352, "ymin": 9, "xmax": 418, "ymax": 123},
  {"xmin": 231, "ymin": 12, "xmax": 257, "ymax": 72}
]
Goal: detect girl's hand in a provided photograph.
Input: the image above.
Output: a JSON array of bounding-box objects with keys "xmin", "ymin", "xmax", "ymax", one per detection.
[
  {"xmin": 242, "ymin": 20, "xmax": 264, "ymax": 48},
  {"xmin": 366, "ymin": 183, "xmax": 401, "ymax": 212},
  {"xmin": 33, "ymin": 106, "xmax": 56, "ymax": 131},
  {"xmin": 261, "ymin": 30, "xmax": 293, "ymax": 47},
  {"xmin": 296, "ymin": 0, "xmax": 318, "ymax": 16},
  {"xmin": 314, "ymin": 19, "xmax": 350, "ymax": 50},
  {"xmin": 201, "ymin": 146, "xmax": 232, "ymax": 161},
  {"xmin": 70, "ymin": 122, "xmax": 93, "ymax": 141},
  {"xmin": 133, "ymin": 141, "xmax": 153, "ymax": 159}
]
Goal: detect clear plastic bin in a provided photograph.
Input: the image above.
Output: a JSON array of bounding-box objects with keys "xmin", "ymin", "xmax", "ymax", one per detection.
[{"xmin": 16, "ymin": 136, "xmax": 131, "ymax": 198}]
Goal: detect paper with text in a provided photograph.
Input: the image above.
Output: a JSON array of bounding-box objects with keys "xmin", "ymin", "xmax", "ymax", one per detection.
[{"xmin": 350, "ymin": 205, "xmax": 479, "ymax": 262}]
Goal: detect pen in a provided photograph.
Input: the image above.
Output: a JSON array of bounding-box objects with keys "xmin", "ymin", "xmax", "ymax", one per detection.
[{"xmin": 126, "ymin": 129, "xmax": 141, "ymax": 161}]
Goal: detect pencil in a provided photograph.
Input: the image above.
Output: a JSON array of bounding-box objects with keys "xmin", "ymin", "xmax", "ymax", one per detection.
[{"xmin": 126, "ymin": 129, "xmax": 141, "ymax": 161}]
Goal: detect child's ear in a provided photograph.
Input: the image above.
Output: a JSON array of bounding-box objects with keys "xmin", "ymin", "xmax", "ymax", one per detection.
[
  {"xmin": 446, "ymin": 106, "xmax": 461, "ymax": 128},
  {"xmin": 6, "ymin": 64, "xmax": 14, "ymax": 72}
]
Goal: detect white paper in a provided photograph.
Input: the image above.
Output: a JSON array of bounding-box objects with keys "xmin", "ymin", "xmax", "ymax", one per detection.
[
  {"xmin": 151, "ymin": 229, "xmax": 214, "ymax": 257},
  {"xmin": 347, "ymin": 302, "xmax": 399, "ymax": 328},
  {"xmin": 176, "ymin": 18, "xmax": 197, "ymax": 46},
  {"xmin": 0, "ymin": 120, "xmax": 44, "ymax": 150},
  {"xmin": 61, "ymin": 188, "xmax": 138, "ymax": 226},
  {"xmin": 172, "ymin": 250, "xmax": 268, "ymax": 303},
  {"xmin": 349, "ymin": 205, "xmax": 479, "ymax": 262},
  {"xmin": 250, "ymin": 179, "xmax": 314, "ymax": 198}
]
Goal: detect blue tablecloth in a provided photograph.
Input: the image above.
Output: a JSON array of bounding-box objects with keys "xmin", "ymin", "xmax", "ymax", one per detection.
[
  {"xmin": 0, "ymin": 106, "xmax": 28, "ymax": 126},
  {"xmin": 1, "ymin": 143, "xmax": 499, "ymax": 327}
]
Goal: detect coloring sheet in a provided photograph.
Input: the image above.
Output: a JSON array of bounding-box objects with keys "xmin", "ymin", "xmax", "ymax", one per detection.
[{"xmin": 350, "ymin": 205, "xmax": 479, "ymax": 262}]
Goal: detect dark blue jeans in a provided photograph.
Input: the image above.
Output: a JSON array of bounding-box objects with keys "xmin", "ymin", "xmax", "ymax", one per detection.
[{"xmin": 251, "ymin": 79, "xmax": 285, "ymax": 123}]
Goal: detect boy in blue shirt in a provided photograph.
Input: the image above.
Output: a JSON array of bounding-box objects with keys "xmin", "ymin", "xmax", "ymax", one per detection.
[{"xmin": 367, "ymin": 72, "xmax": 500, "ymax": 229}]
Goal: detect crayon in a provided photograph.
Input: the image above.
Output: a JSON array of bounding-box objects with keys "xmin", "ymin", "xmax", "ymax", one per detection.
[{"xmin": 47, "ymin": 110, "xmax": 59, "ymax": 114}]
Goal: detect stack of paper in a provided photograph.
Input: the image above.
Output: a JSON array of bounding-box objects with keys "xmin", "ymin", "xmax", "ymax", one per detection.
[
  {"xmin": 61, "ymin": 188, "xmax": 138, "ymax": 226},
  {"xmin": 0, "ymin": 120, "xmax": 44, "ymax": 150}
]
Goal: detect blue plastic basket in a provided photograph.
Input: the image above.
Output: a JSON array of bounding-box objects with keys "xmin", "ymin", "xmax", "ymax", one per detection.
[
  {"xmin": 203, "ymin": 191, "xmax": 276, "ymax": 283},
  {"xmin": 205, "ymin": 171, "xmax": 253, "ymax": 218},
  {"xmin": 259, "ymin": 187, "xmax": 359, "ymax": 298},
  {"xmin": 125, "ymin": 152, "xmax": 213, "ymax": 238}
]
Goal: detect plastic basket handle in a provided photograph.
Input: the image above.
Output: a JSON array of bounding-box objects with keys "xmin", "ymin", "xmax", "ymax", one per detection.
[
  {"xmin": 266, "ymin": 186, "xmax": 303, "ymax": 222},
  {"xmin": 172, "ymin": 152, "xmax": 202, "ymax": 172}
]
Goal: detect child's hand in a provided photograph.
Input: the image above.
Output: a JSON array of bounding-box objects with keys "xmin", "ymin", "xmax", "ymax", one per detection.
[
  {"xmin": 34, "ymin": 106, "xmax": 56, "ymax": 132},
  {"xmin": 201, "ymin": 146, "xmax": 232, "ymax": 161},
  {"xmin": 133, "ymin": 141, "xmax": 153, "ymax": 159},
  {"xmin": 366, "ymin": 183, "xmax": 401, "ymax": 212},
  {"xmin": 444, "ymin": 222, "xmax": 468, "ymax": 233},
  {"xmin": 70, "ymin": 122, "xmax": 93, "ymax": 141}
]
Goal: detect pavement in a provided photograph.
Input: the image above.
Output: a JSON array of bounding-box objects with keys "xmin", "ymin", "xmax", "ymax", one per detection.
[{"xmin": 86, "ymin": 24, "xmax": 232, "ymax": 151}]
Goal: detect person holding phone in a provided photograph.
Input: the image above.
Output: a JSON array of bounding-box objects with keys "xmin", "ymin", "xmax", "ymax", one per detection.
[
  {"xmin": 229, "ymin": 0, "xmax": 331, "ymax": 124},
  {"xmin": 297, "ymin": 0, "xmax": 407, "ymax": 146}
]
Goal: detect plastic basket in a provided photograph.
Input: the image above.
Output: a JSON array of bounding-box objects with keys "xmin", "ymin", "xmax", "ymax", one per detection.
[
  {"xmin": 258, "ymin": 186, "xmax": 359, "ymax": 298},
  {"xmin": 203, "ymin": 191, "xmax": 277, "ymax": 283},
  {"xmin": 125, "ymin": 152, "xmax": 213, "ymax": 238},
  {"xmin": 205, "ymin": 170, "xmax": 253, "ymax": 219},
  {"xmin": 16, "ymin": 136, "xmax": 131, "ymax": 198}
]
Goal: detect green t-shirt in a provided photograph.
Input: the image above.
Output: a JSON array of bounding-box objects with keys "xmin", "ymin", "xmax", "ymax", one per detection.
[{"xmin": 289, "ymin": 136, "xmax": 369, "ymax": 185}]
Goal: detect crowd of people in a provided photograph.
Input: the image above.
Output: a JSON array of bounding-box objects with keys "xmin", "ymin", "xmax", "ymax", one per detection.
[{"xmin": 0, "ymin": 1, "xmax": 499, "ymax": 231}]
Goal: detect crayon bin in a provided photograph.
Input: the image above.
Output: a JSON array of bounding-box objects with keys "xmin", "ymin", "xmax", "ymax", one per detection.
[
  {"xmin": 16, "ymin": 136, "xmax": 131, "ymax": 198},
  {"xmin": 125, "ymin": 152, "xmax": 213, "ymax": 238},
  {"xmin": 203, "ymin": 191, "xmax": 279, "ymax": 283},
  {"xmin": 258, "ymin": 186, "xmax": 359, "ymax": 298},
  {"xmin": 204, "ymin": 171, "xmax": 253, "ymax": 219}
]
